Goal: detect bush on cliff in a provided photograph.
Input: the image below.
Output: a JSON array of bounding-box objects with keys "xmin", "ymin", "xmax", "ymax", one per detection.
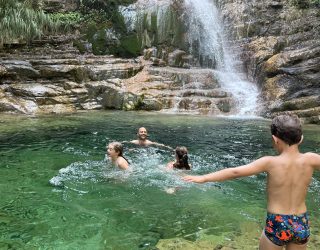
[{"xmin": 0, "ymin": 0, "xmax": 57, "ymax": 47}]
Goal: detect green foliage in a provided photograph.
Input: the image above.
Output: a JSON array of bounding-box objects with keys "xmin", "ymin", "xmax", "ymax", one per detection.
[
  {"xmin": 118, "ymin": 34, "xmax": 141, "ymax": 57},
  {"xmin": 73, "ymin": 0, "xmax": 142, "ymax": 57},
  {"xmin": 0, "ymin": 0, "xmax": 57, "ymax": 46},
  {"xmin": 50, "ymin": 12, "xmax": 84, "ymax": 31},
  {"xmin": 290, "ymin": 0, "xmax": 320, "ymax": 8},
  {"xmin": 79, "ymin": 0, "xmax": 131, "ymax": 34},
  {"xmin": 311, "ymin": 0, "xmax": 320, "ymax": 5}
]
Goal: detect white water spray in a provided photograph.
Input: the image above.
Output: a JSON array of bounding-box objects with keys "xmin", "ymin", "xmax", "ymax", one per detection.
[
  {"xmin": 120, "ymin": 0, "xmax": 259, "ymax": 116},
  {"xmin": 184, "ymin": 0, "xmax": 258, "ymax": 116}
]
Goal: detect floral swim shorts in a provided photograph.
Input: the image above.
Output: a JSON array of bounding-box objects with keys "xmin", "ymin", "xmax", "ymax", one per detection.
[{"xmin": 264, "ymin": 212, "xmax": 310, "ymax": 246}]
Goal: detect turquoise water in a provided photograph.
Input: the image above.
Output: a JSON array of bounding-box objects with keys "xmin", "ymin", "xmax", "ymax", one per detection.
[{"xmin": 0, "ymin": 111, "xmax": 320, "ymax": 249}]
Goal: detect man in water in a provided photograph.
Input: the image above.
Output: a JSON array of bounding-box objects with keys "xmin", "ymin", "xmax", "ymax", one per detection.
[{"xmin": 130, "ymin": 127, "xmax": 172, "ymax": 149}]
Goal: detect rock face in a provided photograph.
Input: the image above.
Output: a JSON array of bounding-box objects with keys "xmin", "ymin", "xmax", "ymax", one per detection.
[
  {"xmin": 0, "ymin": 39, "xmax": 233, "ymax": 115},
  {"xmin": 0, "ymin": 40, "xmax": 141, "ymax": 114},
  {"xmin": 215, "ymin": 0, "xmax": 320, "ymax": 123},
  {"xmin": 1, "ymin": 0, "xmax": 319, "ymax": 122}
]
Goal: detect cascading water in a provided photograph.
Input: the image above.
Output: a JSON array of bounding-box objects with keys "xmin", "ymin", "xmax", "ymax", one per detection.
[
  {"xmin": 120, "ymin": 0, "xmax": 259, "ymax": 116},
  {"xmin": 184, "ymin": 0, "xmax": 259, "ymax": 116}
]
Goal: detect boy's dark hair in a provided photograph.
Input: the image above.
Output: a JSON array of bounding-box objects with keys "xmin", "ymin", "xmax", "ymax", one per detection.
[{"xmin": 271, "ymin": 114, "xmax": 302, "ymax": 146}]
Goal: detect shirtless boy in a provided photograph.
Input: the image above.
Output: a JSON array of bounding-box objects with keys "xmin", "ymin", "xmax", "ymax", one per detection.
[{"xmin": 183, "ymin": 114, "xmax": 320, "ymax": 250}]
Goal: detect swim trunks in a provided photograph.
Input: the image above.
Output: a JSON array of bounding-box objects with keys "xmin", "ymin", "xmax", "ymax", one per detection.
[{"xmin": 264, "ymin": 212, "xmax": 310, "ymax": 246}]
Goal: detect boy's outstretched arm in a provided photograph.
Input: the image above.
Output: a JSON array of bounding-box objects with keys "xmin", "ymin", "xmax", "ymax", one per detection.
[{"xmin": 183, "ymin": 156, "xmax": 271, "ymax": 183}]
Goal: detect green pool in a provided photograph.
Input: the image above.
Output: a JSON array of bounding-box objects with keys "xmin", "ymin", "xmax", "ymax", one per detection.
[{"xmin": 1, "ymin": 111, "xmax": 319, "ymax": 249}]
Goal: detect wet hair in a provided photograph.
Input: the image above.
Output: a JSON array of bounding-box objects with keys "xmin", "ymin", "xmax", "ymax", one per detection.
[
  {"xmin": 270, "ymin": 114, "xmax": 302, "ymax": 146},
  {"xmin": 173, "ymin": 146, "xmax": 191, "ymax": 170},
  {"xmin": 108, "ymin": 142, "xmax": 130, "ymax": 164},
  {"xmin": 109, "ymin": 142, "xmax": 124, "ymax": 156}
]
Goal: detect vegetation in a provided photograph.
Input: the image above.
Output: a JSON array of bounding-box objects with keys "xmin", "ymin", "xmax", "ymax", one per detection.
[
  {"xmin": 0, "ymin": 0, "xmax": 145, "ymax": 56},
  {"xmin": 290, "ymin": 0, "xmax": 320, "ymax": 8},
  {"xmin": 50, "ymin": 12, "xmax": 84, "ymax": 31},
  {"xmin": 0, "ymin": 0, "xmax": 57, "ymax": 46},
  {"xmin": 75, "ymin": 0, "xmax": 141, "ymax": 57}
]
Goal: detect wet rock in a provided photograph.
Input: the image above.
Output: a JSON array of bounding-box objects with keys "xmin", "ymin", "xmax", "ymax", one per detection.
[
  {"xmin": 37, "ymin": 104, "xmax": 77, "ymax": 114},
  {"xmin": 168, "ymin": 50, "xmax": 187, "ymax": 68},
  {"xmin": 0, "ymin": 64, "xmax": 7, "ymax": 76},
  {"xmin": 2, "ymin": 60, "xmax": 40, "ymax": 79},
  {"xmin": 8, "ymin": 83, "xmax": 64, "ymax": 97},
  {"xmin": 101, "ymin": 87, "xmax": 124, "ymax": 109},
  {"xmin": 216, "ymin": 0, "xmax": 320, "ymax": 120}
]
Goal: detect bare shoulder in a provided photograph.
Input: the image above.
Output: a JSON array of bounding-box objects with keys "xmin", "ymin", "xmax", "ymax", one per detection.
[
  {"xmin": 130, "ymin": 140, "xmax": 139, "ymax": 144},
  {"xmin": 249, "ymin": 155, "xmax": 278, "ymax": 172},
  {"xmin": 145, "ymin": 140, "xmax": 154, "ymax": 145},
  {"xmin": 166, "ymin": 161, "xmax": 174, "ymax": 169},
  {"xmin": 117, "ymin": 157, "xmax": 129, "ymax": 170},
  {"xmin": 303, "ymin": 152, "xmax": 320, "ymax": 169},
  {"xmin": 254, "ymin": 155, "xmax": 277, "ymax": 165}
]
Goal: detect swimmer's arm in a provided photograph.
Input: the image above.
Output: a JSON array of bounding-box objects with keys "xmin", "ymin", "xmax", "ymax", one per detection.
[
  {"xmin": 151, "ymin": 142, "xmax": 173, "ymax": 150},
  {"xmin": 124, "ymin": 140, "xmax": 139, "ymax": 145},
  {"xmin": 183, "ymin": 156, "xmax": 270, "ymax": 183},
  {"xmin": 121, "ymin": 140, "xmax": 131, "ymax": 144},
  {"xmin": 166, "ymin": 161, "xmax": 174, "ymax": 170},
  {"xmin": 117, "ymin": 157, "xmax": 129, "ymax": 170}
]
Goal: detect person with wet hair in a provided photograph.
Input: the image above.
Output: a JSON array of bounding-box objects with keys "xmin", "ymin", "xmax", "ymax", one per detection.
[
  {"xmin": 183, "ymin": 114, "xmax": 320, "ymax": 249},
  {"xmin": 106, "ymin": 142, "xmax": 129, "ymax": 170},
  {"xmin": 166, "ymin": 146, "xmax": 191, "ymax": 170}
]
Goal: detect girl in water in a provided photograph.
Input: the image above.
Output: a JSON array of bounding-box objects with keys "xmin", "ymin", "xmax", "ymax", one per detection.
[
  {"xmin": 166, "ymin": 146, "xmax": 191, "ymax": 170},
  {"xmin": 107, "ymin": 142, "xmax": 129, "ymax": 170}
]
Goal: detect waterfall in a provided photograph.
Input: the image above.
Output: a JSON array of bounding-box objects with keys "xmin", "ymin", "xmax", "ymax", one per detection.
[
  {"xmin": 120, "ymin": 0, "xmax": 259, "ymax": 116},
  {"xmin": 184, "ymin": 0, "xmax": 258, "ymax": 116}
]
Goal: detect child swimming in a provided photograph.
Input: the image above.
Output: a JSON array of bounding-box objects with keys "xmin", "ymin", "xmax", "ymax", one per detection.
[
  {"xmin": 106, "ymin": 142, "xmax": 129, "ymax": 170},
  {"xmin": 166, "ymin": 146, "xmax": 191, "ymax": 170}
]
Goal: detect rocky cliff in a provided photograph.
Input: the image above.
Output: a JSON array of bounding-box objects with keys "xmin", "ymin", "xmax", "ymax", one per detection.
[
  {"xmin": 215, "ymin": 0, "xmax": 320, "ymax": 123},
  {"xmin": 1, "ymin": 0, "xmax": 319, "ymax": 123}
]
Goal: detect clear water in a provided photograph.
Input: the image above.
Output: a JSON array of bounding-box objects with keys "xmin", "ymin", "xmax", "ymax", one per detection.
[{"xmin": 1, "ymin": 111, "xmax": 320, "ymax": 249}]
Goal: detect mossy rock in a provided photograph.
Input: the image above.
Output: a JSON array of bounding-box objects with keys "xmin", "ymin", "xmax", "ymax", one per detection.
[{"xmin": 117, "ymin": 34, "xmax": 142, "ymax": 57}]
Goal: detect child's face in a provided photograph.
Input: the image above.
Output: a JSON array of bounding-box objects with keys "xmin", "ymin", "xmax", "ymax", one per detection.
[{"xmin": 107, "ymin": 144, "xmax": 118, "ymax": 158}]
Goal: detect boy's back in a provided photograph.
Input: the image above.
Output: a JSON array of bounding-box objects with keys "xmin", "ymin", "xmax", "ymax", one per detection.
[{"xmin": 266, "ymin": 152, "xmax": 317, "ymax": 215}]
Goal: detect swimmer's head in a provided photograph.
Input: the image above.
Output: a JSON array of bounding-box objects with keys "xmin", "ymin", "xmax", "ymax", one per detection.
[
  {"xmin": 137, "ymin": 127, "xmax": 148, "ymax": 140},
  {"xmin": 174, "ymin": 146, "xmax": 191, "ymax": 170},
  {"xmin": 107, "ymin": 142, "xmax": 124, "ymax": 157}
]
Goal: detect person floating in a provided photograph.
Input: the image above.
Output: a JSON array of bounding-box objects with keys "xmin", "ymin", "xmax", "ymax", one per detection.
[
  {"xmin": 183, "ymin": 114, "xmax": 320, "ymax": 249},
  {"xmin": 106, "ymin": 142, "xmax": 129, "ymax": 170}
]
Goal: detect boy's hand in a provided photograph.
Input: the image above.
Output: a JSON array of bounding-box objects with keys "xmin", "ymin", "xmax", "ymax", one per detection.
[{"xmin": 182, "ymin": 175, "xmax": 206, "ymax": 183}]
